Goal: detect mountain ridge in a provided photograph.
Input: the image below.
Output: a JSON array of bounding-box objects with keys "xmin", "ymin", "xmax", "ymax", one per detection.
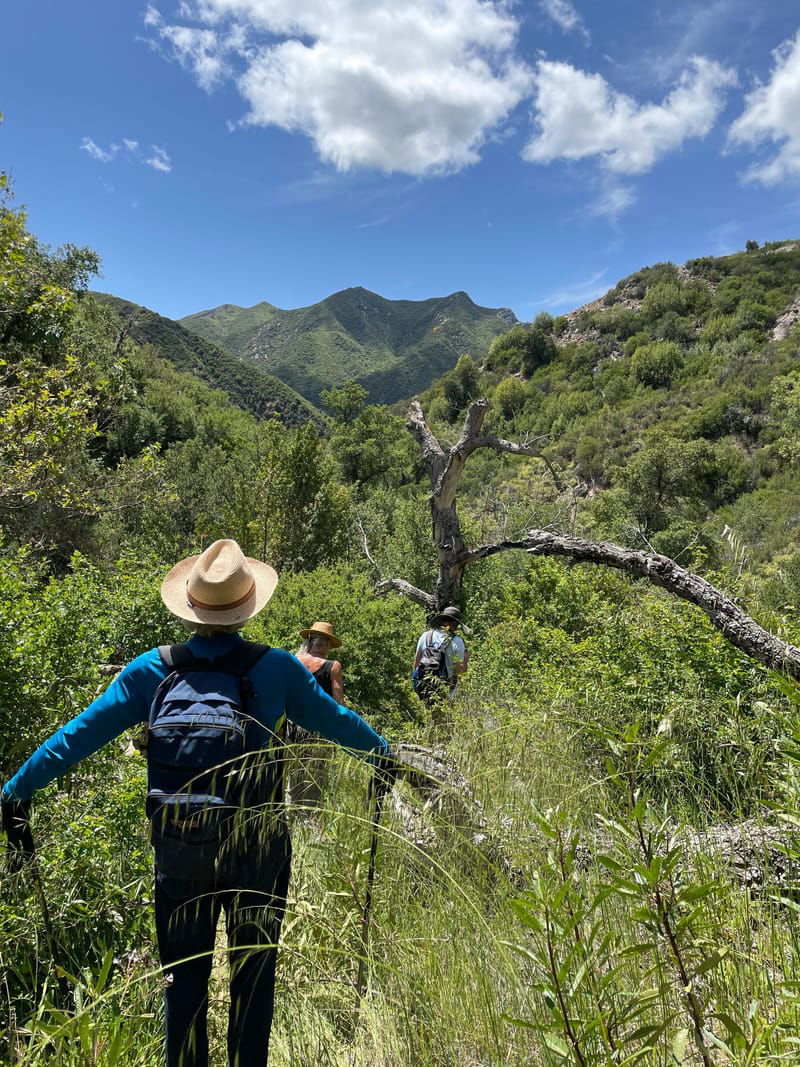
[
  {"xmin": 179, "ymin": 286, "xmax": 517, "ymax": 406},
  {"xmin": 92, "ymin": 293, "xmax": 320, "ymax": 426}
]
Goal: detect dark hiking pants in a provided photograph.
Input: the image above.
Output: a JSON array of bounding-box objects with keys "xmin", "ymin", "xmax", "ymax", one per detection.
[{"xmin": 154, "ymin": 832, "xmax": 292, "ymax": 1067}]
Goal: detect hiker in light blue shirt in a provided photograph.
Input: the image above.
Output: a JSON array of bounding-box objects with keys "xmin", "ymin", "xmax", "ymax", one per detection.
[{"xmin": 412, "ymin": 605, "xmax": 469, "ymax": 708}]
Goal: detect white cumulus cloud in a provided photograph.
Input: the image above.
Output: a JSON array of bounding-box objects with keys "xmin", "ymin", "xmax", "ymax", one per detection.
[
  {"xmin": 540, "ymin": 0, "xmax": 590, "ymax": 44},
  {"xmin": 728, "ymin": 30, "xmax": 800, "ymax": 184},
  {"xmin": 144, "ymin": 0, "xmax": 533, "ymax": 175},
  {"xmin": 524, "ymin": 56, "xmax": 736, "ymax": 175}
]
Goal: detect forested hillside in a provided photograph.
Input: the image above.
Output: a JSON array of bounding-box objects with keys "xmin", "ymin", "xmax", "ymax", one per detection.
[
  {"xmin": 93, "ymin": 294, "xmax": 320, "ymax": 425},
  {"xmin": 5, "ymin": 169, "xmax": 800, "ymax": 1066},
  {"xmin": 180, "ymin": 287, "xmax": 516, "ymax": 406}
]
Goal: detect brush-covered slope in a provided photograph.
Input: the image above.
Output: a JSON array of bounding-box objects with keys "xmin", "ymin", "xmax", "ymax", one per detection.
[
  {"xmin": 419, "ymin": 239, "xmax": 800, "ymax": 573},
  {"xmin": 94, "ymin": 294, "xmax": 320, "ymax": 425},
  {"xmin": 180, "ymin": 287, "xmax": 516, "ymax": 406}
]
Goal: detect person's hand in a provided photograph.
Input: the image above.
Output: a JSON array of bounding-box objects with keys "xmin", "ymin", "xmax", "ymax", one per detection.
[
  {"xmin": 1, "ymin": 795, "xmax": 34, "ymax": 873},
  {"xmin": 369, "ymin": 749, "xmax": 400, "ymax": 803}
]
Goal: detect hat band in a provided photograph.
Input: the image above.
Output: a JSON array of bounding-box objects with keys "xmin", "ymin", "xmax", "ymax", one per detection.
[{"xmin": 186, "ymin": 580, "xmax": 256, "ymax": 612}]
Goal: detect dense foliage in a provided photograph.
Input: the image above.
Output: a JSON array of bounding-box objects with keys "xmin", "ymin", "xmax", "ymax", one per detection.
[
  {"xmin": 3, "ymin": 177, "xmax": 800, "ymax": 1065},
  {"xmin": 423, "ymin": 242, "xmax": 800, "ymax": 572}
]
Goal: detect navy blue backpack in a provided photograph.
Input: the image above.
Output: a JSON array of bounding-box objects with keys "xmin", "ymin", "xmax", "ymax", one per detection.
[{"xmin": 145, "ymin": 641, "xmax": 272, "ymax": 881}]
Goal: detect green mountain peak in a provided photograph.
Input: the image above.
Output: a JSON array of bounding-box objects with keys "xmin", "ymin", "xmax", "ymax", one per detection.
[{"xmin": 180, "ymin": 287, "xmax": 517, "ymax": 406}]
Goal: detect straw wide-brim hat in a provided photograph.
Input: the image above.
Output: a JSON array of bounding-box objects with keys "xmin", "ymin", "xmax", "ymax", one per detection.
[
  {"xmin": 299, "ymin": 621, "xmax": 342, "ymax": 649},
  {"xmin": 161, "ymin": 539, "xmax": 278, "ymax": 626}
]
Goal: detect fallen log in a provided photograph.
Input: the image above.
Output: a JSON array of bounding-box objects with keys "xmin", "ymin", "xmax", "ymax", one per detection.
[{"xmin": 393, "ymin": 744, "xmax": 800, "ymax": 890}]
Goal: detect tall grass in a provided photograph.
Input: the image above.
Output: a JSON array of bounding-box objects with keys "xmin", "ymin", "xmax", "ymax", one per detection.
[{"xmin": 2, "ymin": 695, "xmax": 800, "ymax": 1065}]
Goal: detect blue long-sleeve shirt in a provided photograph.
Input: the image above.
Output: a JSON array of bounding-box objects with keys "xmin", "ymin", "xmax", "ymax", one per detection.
[{"xmin": 3, "ymin": 633, "xmax": 388, "ymax": 803}]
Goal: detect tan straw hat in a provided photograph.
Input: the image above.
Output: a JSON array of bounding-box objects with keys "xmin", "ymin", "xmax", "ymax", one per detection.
[
  {"xmin": 160, "ymin": 539, "xmax": 278, "ymax": 626},
  {"xmin": 299, "ymin": 621, "xmax": 342, "ymax": 649}
]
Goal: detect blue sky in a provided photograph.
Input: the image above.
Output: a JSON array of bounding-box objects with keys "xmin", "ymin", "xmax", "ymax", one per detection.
[{"xmin": 3, "ymin": 0, "xmax": 800, "ymax": 321}]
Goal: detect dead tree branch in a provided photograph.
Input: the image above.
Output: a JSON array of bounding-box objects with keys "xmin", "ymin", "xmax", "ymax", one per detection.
[
  {"xmin": 456, "ymin": 529, "xmax": 800, "ymax": 682},
  {"xmin": 375, "ymin": 578, "xmax": 436, "ymax": 613},
  {"xmin": 407, "ymin": 401, "xmax": 445, "ymax": 487},
  {"xmin": 435, "ymin": 401, "xmax": 553, "ymax": 506},
  {"xmin": 356, "ymin": 515, "xmax": 381, "ymax": 575},
  {"xmin": 380, "ymin": 397, "xmax": 800, "ymax": 683}
]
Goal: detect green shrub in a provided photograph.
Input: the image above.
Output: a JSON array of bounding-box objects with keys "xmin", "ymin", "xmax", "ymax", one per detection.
[
  {"xmin": 492, "ymin": 376, "xmax": 527, "ymax": 418},
  {"xmin": 630, "ymin": 341, "xmax": 683, "ymax": 388},
  {"xmin": 641, "ymin": 280, "xmax": 689, "ymax": 320}
]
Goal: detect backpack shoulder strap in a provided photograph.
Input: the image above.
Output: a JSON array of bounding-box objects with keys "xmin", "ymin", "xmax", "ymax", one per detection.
[
  {"xmin": 149, "ymin": 645, "xmax": 198, "ymax": 728},
  {"xmin": 214, "ymin": 641, "xmax": 271, "ymax": 676},
  {"xmin": 426, "ymin": 629, "xmax": 452, "ymax": 650},
  {"xmin": 158, "ymin": 643, "xmax": 197, "ymax": 669}
]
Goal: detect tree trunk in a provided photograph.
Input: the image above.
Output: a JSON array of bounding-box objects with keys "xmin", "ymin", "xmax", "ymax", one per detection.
[
  {"xmin": 402, "ymin": 399, "xmax": 550, "ymax": 613},
  {"xmin": 431, "ymin": 500, "xmax": 468, "ymax": 608}
]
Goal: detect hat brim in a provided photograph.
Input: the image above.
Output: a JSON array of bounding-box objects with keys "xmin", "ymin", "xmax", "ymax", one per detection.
[
  {"xmin": 299, "ymin": 627, "xmax": 342, "ymax": 649},
  {"xmin": 429, "ymin": 614, "xmax": 461, "ymax": 629},
  {"xmin": 161, "ymin": 554, "xmax": 278, "ymax": 626}
]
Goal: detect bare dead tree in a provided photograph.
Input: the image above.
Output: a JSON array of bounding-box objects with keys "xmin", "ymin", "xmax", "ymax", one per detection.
[
  {"xmin": 375, "ymin": 399, "xmax": 800, "ymax": 682},
  {"xmin": 376, "ymin": 398, "xmax": 550, "ymax": 610},
  {"xmin": 113, "ymin": 305, "xmax": 139, "ymax": 360}
]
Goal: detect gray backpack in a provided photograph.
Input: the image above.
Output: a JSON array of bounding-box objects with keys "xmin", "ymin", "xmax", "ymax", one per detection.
[{"xmin": 416, "ymin": 631, "xmax": 452, "ymax": 684}]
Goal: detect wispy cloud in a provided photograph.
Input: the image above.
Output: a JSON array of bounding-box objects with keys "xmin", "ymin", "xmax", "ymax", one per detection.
[
  {"xmin": 143, "ymin": 3, "xmax": 161, "ymax": 29},
  {"xmin": 540, "ymin": 0, "xmax": 590, "ymax": 45},
  {"xmin": 274, "ymin": 169, "xmax": 351, "ymax": 205},
  {"xmin": 639, "ymin": 0, "xmax": 761, "ymax": 87},
  {"xmin": 145, "ymin": 145, "xmax": 172, "ymax": 173},
  {"xmin": 80, "ymin": 137, "xmax": 172, "ymax": 173},
  {"xmin": 358, "ymin": 215, "xmax": 392, "ymax": 229},
  {"xmin": 533, "ymin": 269, "xmax": 609, "ymax": 313},
  {"xmin": 81, "ymin": 137, "xmax": 118, "ymax": 163},
  {"xmin": 144, "ymin": 5, "xmax": 233, "ymax": 92},
  {"xmin": 586, "ymin": 180, "xmax": 636, "ymax": 221}
]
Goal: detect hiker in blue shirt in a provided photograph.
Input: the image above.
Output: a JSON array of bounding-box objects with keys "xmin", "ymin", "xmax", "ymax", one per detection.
[
  {"xmin": 412, "ymin": 606, "xmax": 469, "ymax": 711},
  {"xmin": 1, "ymin": 539, "xmax": 389, "ymax": 1067}
]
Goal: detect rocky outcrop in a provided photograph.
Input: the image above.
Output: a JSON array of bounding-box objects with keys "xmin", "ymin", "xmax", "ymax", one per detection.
[{"xmin": 772, "ymin": 296, "xmax": 800, "ymax": 341}]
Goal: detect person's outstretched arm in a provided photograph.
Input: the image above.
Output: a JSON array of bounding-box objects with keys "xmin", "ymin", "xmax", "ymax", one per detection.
[
  {"xmin": 2, "ymin": 651, "xmax": 163, "ymax": 802},
  {"xmin": 281, "ymin": 653, "xmax": 387, "ymax": 756}
]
